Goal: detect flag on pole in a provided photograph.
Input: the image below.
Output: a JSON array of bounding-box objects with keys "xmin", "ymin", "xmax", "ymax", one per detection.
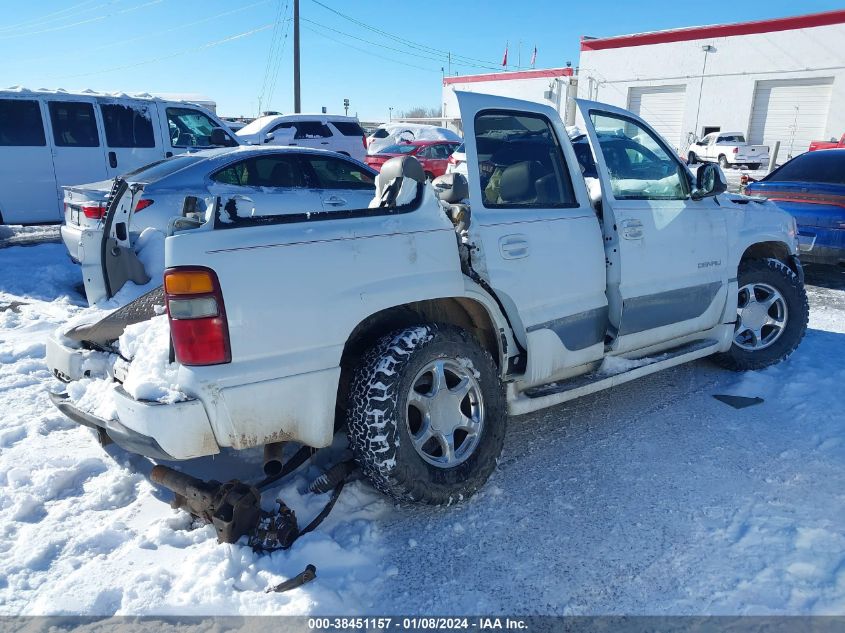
[
  {"xmin": 501, "ymin": 42, "xmax": 508, "ymax": 67},
  {"xmin": 530, "ymin": 46, "xmax": 537, "ymax": 67}
]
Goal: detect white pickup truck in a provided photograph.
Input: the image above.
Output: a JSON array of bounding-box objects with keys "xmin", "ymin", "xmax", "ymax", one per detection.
[
  {"xmin": 47, "ymin": 94, "xmax": 808, "ymax": 505},
  {"xmin": 687, "ymin": 132, "xmax": 769, "ymax": 170}
]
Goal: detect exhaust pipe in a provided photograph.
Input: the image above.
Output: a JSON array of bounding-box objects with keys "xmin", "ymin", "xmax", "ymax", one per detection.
[{"xmin": 263, "ymin": 442, "xmax": 286, "ymax": 476}]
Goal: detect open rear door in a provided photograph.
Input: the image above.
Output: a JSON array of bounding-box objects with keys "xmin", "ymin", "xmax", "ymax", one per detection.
[
  {"xmin": 455, "ymin": 91, "xmax": 609, "ymax": 387},
  {"xmin": 81, "ymin": 178, "xmax": 150, "ymax": 305},
  {"xmin": 576, "ymin": 99, "xmax": 730, "ymax": 354}
]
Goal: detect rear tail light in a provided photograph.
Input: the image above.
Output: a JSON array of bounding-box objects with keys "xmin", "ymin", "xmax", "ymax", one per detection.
[
  {"xmin": 740, "ymin": 174, "xmax": 749, "ymax": 185},
  {"xmin": 134, "ymin": 198, "xmax": 154, "ymax": 213},
  {"xmin": 164, "ymin": 267, "xmax": 231, "ymax": 366},
  {"xmin": 732, "ymin": 147, "xmax": 739, "ymax": 154},
  {"xmin": 448, "ymin": 154, "xmax": 456, "ymax": 165},
  {"xmin": 82, "ymin": 203, "xmax": 107, "ymax": 219},
  {"xmin": 362, "ymin": 134, "xmax": 367, "ymax": 149}
]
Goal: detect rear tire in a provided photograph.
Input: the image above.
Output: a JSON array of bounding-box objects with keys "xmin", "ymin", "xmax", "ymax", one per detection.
[
  {"xmin": 346, "ymin": 324, "xmax": 506, "ymax": 504},
  {"xmin": 687, "ymin": 151, "xmax": 697, "ymax": 165},
  {"xmin": 714, "ymin": 258, "xmax": 808, "ymax": 371},
  {"xmin": 718, "ymin": 155, "xmax": 729, "ymax": 169},
  {"xmin": 746, "ymin": 163, "xmax": 761, "ymax": 170}
]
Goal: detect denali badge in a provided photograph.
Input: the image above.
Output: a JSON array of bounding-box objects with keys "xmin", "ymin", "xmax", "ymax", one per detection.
[{"xmin": 698, "ymin": 260, "xmax": 722, "ymax": 268}]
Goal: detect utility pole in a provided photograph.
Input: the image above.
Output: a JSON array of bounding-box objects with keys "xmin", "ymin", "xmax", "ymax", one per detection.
[{"xmin": 293, "ymin": 0, "xmax": 301, "ymax": 113}]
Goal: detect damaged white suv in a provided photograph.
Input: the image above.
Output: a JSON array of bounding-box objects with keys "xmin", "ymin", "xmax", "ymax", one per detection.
[{"xmin": 47, "ymin": 94, "xmax": 808, "ymax": 504}]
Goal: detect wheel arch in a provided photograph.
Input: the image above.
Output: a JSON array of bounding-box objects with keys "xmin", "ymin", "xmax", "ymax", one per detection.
[
  {"xmin": 336, "ymin": 295, "xmax": 510, "ymax": 413},
  {"xmin": 739, "ymin": 240, "xmax": 800, "ymax": 277}
]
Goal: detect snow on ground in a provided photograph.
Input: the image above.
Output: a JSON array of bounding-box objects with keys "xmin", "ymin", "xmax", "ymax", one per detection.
[{"xmin": 0, "ymin": 238, "xmax": 844, "ymax": 615}]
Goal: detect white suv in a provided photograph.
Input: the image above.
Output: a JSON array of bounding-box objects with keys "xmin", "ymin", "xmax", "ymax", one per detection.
[{"xmin": 236, "ymin": 114, "xmax": 367, "ymax": 162}]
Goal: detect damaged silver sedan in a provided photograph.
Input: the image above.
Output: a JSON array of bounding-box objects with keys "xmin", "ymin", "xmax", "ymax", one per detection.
[{"xmin": 61, "ymin": 146, "xmax": 377, "ymax": 304}]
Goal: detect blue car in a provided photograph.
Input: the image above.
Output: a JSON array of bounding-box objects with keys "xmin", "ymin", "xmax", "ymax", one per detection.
[{"xmin": 746, "ymin": 150, "xmax": 845, "ymax": 266}]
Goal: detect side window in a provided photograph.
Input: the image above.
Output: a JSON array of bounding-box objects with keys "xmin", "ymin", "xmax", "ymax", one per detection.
[
  {"xmin": 294, "ymin": 121, "xmax": 332, "ymax": 140},
  {"xmin": 0, "ymin": 99, "xmax": 46, "ymax": 146},
  {"xmin": 270, "ymin": 122, "xmax": 295, "ymax": 134},
  {"xmin": 212, "ymin": 155, "xmax": 306, "ymax": 188},
  {"xmin": 332, "ymin": 121, "xmax": 365, "ymax": 136},
  {"xmin": 590, "ymin": 112, "xmax": 689, "ymax": 201},
  {"xmin": 416, "ymin": 146, "xmax": 432, "ymax": 159},
  {"xmin": 433, "ymin": 144, "xmax": 452, "ymax": 159},
  {"xmin": 100, "ymin": 103, "xmax": 155, "ymax": 148},
  {"xmin": 212, "ymin": 161, "xmax": 249, "ymax": 186},
  {"xmin": 48, "ymin": 101, "xmax": 99, "ymax": 147},
  {"xmin": 475, "ymin": 111, "xmax": 576, "ymax": 208},
  {"xmin": 305, "ymin": 156, "xmax": 375, "ymax": 190},
  {"xmin": 373, "ymin": 128, "xmax": 389, "ymax": 139},
  {"xmin": 166, "ymin": 107, "xmax": 229, "ymax": 148}
]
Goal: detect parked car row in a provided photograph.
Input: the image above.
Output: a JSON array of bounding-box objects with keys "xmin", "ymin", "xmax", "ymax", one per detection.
[
  {"xmin": 365, "ymin": 140, "xmax": 460, "ymax": 179},
  {"xmin": 0, "ymin": 89, "xmax": 239, "ymax": 224}
]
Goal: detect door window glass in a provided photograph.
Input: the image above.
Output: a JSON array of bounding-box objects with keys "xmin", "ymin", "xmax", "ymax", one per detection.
[
  {"xmin": 304, "ymin": 156, "xmax": 375, "ymax": 190},
  {"xmin": 294, "ymin": 121, "xmax": 332, "ymax": 139},
  {"xmin": 101, "ymin": 103, "xmax": 155, "ymax": 148},
  {"xmin": 212, "ymin": 155, "xmax": 307, "ymax": 188},
  {"xmin": 0, "ymin": 99, "xmax": 46, "ymax": 146},
  {"xmin": 474, "ymin": 111, "xmax": 576, "ymax": 208},
  {"xmin": 167, "ymin": 107, "xmax": 228, "ymax": 147},
  {"xmin": 48, "ymin": 101, "xmax": 99, "ymax": 147},
  {"xmin": 590, "ymin": 112, "xmax": 689, "ymax": 200},
  {"xmin": 332, "ymin": 121, "xmax": 365, "ymax": 136}
]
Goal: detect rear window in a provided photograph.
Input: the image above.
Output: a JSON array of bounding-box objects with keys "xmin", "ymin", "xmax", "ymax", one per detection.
[
  {"xmin": 718, "ymin": 134, "xmax": 746, "ymax": 143},
  {"xmin": 372, "ymin": 128, "xmax": 390, "ymax": 139},
  {"xmin": 101, "ymin": 103, "xmax": 155, "ymax": 148},
  {"xmin": 121, "ymin": 154, "xmax": 204, "ymax": 181},
  {"xmin": 48, "ymin": 101, "xmax": 99, "ymax": 147},
  {"xmin": 379, "ymin": 144, "xmax": 417, "ymax": 154},
  {"xmin": 0, "ymin": 99, "xmax": 45, "ymax": 146},
  {"xmin": 765, "ymin": 151, "xmax": 845, "ymax": 185},
  {"xmin": 332, "ymin": 121, "xmax": 365, "ymax": 136}
]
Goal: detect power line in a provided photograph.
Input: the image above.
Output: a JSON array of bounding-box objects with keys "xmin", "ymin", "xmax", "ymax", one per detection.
[
  {"xmin": 0, "ymin": 0, "xmax": 110, "ymax": 33},
  {"xmin": 50, "ymin": 23, "xmax": 274, "ymax": 79},
  {"xmin": 258, "ymin": 0, "xmax": 289, "ymax": 114},
  {"xmin": 309, "ymin": 0, "xmax": 504, "ymax": 70},
  {"xmin": 0, "ymin": 0, "xmax": 166, "ymax": 39},
  {"xmin": 301, "ymin": 23, "xmax": 439, "ymax": 74},
  {"xmin": 24, "ymin": 0, "xmax": 272, "ymax": 65},
  {"xmin": 264, "ymin": 4, "xmax": 293, "ymax": 111}
]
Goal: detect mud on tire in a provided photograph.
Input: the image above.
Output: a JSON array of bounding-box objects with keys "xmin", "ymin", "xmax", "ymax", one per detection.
[
  {"xmin": 714, "ymin": 258, "xmax": 809, "ymax": 371},
  {"xmin": 346, "ymin": 324, "xmax": 506, "ymax": 504}
]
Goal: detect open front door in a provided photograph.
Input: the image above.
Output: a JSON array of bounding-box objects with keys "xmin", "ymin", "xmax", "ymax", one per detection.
[
  {"xmin": 577, "ymin": 99, "xmax": 730, "ymax": 354},
  {"xmin": 455, "ymin": 91, "xmax": 608, "ymax": 387}
]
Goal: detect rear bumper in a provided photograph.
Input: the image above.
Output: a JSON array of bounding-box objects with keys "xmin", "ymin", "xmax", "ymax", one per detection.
[
  {"xmin": 797, "ymin": 227, "xmax": 845, "ymax": 266},
  {"xmin": 60, "ymin": 224, "xmax": 83, "ymax": 263},
  {"xmin": 49, "ymin": 387, "xmax": 220, "ymax": 461}
]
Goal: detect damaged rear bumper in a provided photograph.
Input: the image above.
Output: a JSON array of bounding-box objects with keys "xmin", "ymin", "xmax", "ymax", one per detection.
[{"xmin": 48, "ymin": 387, "xmax": 220, "ymax": 461}]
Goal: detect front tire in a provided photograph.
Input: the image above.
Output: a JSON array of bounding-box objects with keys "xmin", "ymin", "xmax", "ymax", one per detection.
[
  {"xmin": 714, "ymin": 258, "xmax": 808, "ymax": 371},
  {"xmin": 346, "ymin": 324, "xmax": 506, "ymax": 504}
]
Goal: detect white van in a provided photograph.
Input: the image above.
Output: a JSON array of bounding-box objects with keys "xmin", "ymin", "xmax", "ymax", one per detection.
[
  {"xmin": 236, "ymin": 114, "xmax": 367, "ymax": 162},
  {"xmin": 0, "ymin": 88, "xmax": 238, "ymax": 224}
]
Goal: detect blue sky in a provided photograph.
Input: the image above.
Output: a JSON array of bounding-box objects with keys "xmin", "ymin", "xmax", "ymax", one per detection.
[{"xmin": 1, "ymin": 0, "xmax": 842, "ymax": 121}]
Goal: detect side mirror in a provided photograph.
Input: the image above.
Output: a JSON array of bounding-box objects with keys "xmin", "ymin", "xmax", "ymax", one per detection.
[
  {"xmin": 692, "ymin": 163, "xmax": 727, "ymax": 200},
  {"xmin": 431, "ymin": 172, "xmax": 469, "ymax": 204},
  {"xmin": 264, "ymin": 132, "xmax": 275, "ymax": 143},
  {"xmin": 210, "ymin": 127, "xmax": 235, "ymax": 147}
]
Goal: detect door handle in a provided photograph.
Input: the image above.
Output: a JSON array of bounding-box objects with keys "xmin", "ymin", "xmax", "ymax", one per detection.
[
  {"xmin": 320, "ymin": 141, "xmax": 330, "ymax": 145},
  {"xmin": 499, "ymin": 234, "xmax": 529, "ymax": 259},
  {"xmin": 324, "ymin": 196, "xmax": 347, "ymax": 206},
  {"xmin": 620, "ymin": 219, "xmax": 644, "ymax": 240},
  {"xmin": 108, "ymin": 151, "xmax": 117, "ymax": 168}
]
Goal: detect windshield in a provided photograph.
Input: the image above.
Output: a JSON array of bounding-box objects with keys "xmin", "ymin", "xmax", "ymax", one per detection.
[
  {"xmin": 765, "ymin": 151, "xmax": 845, "ymax": 185},
  {"xmin": 379, "ymin": 144, "xmax": 418, "ymax": 154},
  {"xmin": 121, "ymin": 155, "xmax": 204, "ymax": 182},
  {"xmin": 237, "ymin": 116, "xmax": 276, "ymax": 136}
]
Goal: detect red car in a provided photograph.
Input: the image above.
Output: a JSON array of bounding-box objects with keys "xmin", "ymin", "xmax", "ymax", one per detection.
[{"xmin": 365, "ymin": 140, "xmax": 461, "ymax": 179}]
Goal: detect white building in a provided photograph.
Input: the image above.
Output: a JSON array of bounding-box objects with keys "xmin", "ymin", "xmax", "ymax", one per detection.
[
  {"xmin": 578, "ymin": 9, "xmax": 845, "ymax": 160},
  {"xmin": 441, "ymin": 67, "xmax": 576, "ymax": 131}
]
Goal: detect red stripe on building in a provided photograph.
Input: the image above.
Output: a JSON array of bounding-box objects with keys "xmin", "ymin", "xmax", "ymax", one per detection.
[
  {"xmin": 580, "ymin": 9, "xmax": 845, "ymax": 51},
  {"xmin": 443, "ymin": 67, "xmax": 573, "ymax": 86}
]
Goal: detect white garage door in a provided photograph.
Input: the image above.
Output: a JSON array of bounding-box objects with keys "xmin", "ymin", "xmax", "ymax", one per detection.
[
  {"xmin": 627, "ymin": 85, "xmax": 687, "ymax": 152},
  {"xmin": 749, "ymin": 77, "xmax": 833, "ymax": 161}
]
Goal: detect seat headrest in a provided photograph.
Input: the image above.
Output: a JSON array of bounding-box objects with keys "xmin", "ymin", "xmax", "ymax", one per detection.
[
  {"xmin": 432, "ymin": 172, "xmax": 469, "ymax": 204},
  {"xmin": 499, "ymin": 160, "xmax": 542, "ymax": 203},
  {"xmin": 379, "ymin": 155, "xmax": 426, "ymax": 184}
]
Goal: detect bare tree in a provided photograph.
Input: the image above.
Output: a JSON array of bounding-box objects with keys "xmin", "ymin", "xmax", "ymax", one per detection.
[{"xmin": 400, "ymin": 106, "xmax": 441, "ymax": 119}]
